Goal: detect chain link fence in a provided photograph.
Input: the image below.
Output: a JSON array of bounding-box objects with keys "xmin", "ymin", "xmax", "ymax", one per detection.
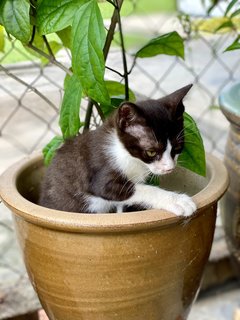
[{"xmin": 1, "ymin": 0, "xmax": 240, "ymax": 318}]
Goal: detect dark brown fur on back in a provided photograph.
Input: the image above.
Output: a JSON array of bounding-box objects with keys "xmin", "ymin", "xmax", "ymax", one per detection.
[{"xmin": 39, "ymin": 116, "xmax": 135, "ymax": 212}]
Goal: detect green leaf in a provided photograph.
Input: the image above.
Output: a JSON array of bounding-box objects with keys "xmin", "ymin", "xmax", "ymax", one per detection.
[
  {"xmin": 224, "ymin": 36, "xmax": 240, "ymax": 52},
  {"xmin": 43, "ymin": 136, "xmax": 64, "ymax": 166},
  {"xmin": 71, "ymin": 0, "xmax": 110, "ymax": 105},
  {"xmin": 178, "ymin": 112, "xmax": 206, "ymax": 177},
  {"xmin": 105, "ymin": 81, "xmax": 136, "ymax": 101},
  {"xmin": 225, "ymin": 0, "xmax": 238, "ymax": 16},
  {"xmin": 100, "ymin": 98, "xmax": 123, "ymax": 118},
  {"xmin": 57, "ymin": 26, "xmax": 72, "ymax": 48},
  {"xmin": 230, "ymin": 8, "xmax": 240, "ymax": 18},
  {"xmin": 135, "ymin": 31, "xmax": 184, "ymax": 60},
  {"xmin": 36, "ymin": 0, "xmax": 87, "ymax": 35},
  {"xmin": 214, "ymin": 19, "xmax": 234, "ymax": 32},
  {"xmin": 0, "ymin": 0, "xmax": 31, "ymax": 42},
  {"xmin": 0, "ymin": 26, "xmax": 5, "ymax": 52},
  {"xmin": 100, "ymin": 82, "xmax": 136, "ymax": 117},
  {"xmin": 60, "ymin": 74, "xmax": 83, "ymax": 139}
]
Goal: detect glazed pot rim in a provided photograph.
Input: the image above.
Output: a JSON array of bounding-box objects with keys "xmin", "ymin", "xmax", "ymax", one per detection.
[
  {"xmin": 0, "ymin": 152, "xmax": 229, "ymax": 233},
  {"xmin": 219, "ymin": 81, "xmax": 240, "ymax": 120}
]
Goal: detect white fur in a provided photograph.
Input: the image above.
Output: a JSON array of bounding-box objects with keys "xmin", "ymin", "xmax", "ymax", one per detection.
[
  {"xmin": 147, "ymin": 141, "xmax": 175, "ymax": 175},
  {"xmin": 88, "ymin": 196, "xmax": 114, "ymax": 213},
  {"xmin": 94, "ymin": 130, "xmax": 197, "ymax": 217},
  {"xmin": 87, "ymin": 196, "xmax": 124, "ymax": 214},
  {"xmin": 125, "ymin": 124, "xmax": 146, "ymax": 138},
  {"xmin": 106, "ymin": 130, "xmax": 149, "ymax": 183},
  {"xmin": 88, "ymin": 184, "xmax": 196, "ymax": 216},
  {"xmin": 124, "ymin": 184, "xmax": 197, "ymax": 217}
]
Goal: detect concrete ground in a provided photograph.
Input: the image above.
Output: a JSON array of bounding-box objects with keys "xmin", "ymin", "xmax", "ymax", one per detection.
[{"xmin": 189, "ymin": 284, "xmax": 240, "ymax": 320}]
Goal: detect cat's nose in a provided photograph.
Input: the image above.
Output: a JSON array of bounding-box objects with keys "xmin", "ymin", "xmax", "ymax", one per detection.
[
  {"xmin": 162, "ymin": 162, "xmax": 175, "ymax": 171},
  {"xmin": 162, "ymin": 164, "xmax": 175, "ymax": 174}
]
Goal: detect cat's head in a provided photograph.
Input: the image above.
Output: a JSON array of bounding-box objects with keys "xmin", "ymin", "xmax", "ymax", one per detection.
[{"xmin": 116, "ymin": 84, "xmax": 192, "ymax": 175}]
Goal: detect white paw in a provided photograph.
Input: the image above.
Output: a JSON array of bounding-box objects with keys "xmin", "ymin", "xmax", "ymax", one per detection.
[{"xmin": 166, "ymin": 193, "xmax": 197, "ymax": 217}]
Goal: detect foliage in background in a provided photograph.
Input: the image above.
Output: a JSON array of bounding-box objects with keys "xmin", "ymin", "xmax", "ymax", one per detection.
[
  {"xmin": 0, "ymin": 0, "xmax": 206, "ymax": 177},
  {"xmin": 197, "ymin": 0, "xmax": 240, "ymax": 51}
]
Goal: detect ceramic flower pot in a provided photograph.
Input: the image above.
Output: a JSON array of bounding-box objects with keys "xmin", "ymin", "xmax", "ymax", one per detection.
[
  {"xmin": 0, "ymin": 153, "xmax": 228, "ymax": 320},
  {"xmin": 219, "ymin": 82, "xmax": 240, "ymax": 278}
]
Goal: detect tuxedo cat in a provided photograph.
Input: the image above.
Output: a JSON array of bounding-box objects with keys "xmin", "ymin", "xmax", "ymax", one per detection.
[{"xmin": 39, "ymin": 84, "xmax": 196, "ymax": 216}]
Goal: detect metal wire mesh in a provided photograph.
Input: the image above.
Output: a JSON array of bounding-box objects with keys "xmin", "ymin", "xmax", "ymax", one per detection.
[{"xmin": 0, "ymin": 0, "xmax": 239, "ymax": 317}]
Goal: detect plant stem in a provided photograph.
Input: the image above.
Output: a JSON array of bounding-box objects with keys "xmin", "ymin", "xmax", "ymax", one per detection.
[
  {"xmin": 103, "ymin": 0, "xmax": 124, "ymax": 61},
  {"xmin": 83, "ymin": 0, "xmax": 124, "ymax": 131},
  {"xmin": 93, "ymin": 101, "xmax": 105, "ymax": 122},
  {"xmin": 106, "ymin": 65, "xmax": 124, "ymax": 77},
  {"xmin": 27, "ymin": 43, "xmax": 73, "ymax": 76},
  {"xmin": 115, "ymin": 0, "xmax": 129, "ymax": 100},
  {"xmin": 84, "ymin": 101, "xmax": 94, "ymax": 130},
  {"xmin": 128, "ymin": 56, "xmax": 137, "ymax": 75},
  {"xmin": 30, "ymin": 25, "xmax": 36, "ymax": 44},
  {"xmin": 106, "ymin": 0, "xmax": 117, "ymax": 8},
  {"xmin": 43, "ymin": 35, "xmax": 55, "ymax": 58}
]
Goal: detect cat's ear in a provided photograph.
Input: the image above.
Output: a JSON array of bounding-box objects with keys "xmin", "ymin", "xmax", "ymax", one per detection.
[
  {"xmin": 160, "ymin": 84, "xmax": 193, "ymax": 117},
  {"xmin": 117, "ymin": 102, "xmax": 139, "ymax": 130}
]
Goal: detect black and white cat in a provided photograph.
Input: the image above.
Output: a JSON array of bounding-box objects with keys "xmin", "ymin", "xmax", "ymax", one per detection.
[{"xmin": 39, "ymin": 84, "xmax": 196, "ymax": 216}]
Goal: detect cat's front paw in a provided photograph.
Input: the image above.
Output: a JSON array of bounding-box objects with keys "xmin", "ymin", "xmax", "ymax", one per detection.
[{"xmin": 166, "ymin": 193, "xmax": 197, "ymax": 217}]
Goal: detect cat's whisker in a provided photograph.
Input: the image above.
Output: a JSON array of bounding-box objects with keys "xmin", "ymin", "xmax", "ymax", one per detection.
[
  {"xmin": 176, "ymin": 135, "xmax": 197, "ymax": 145},
  {"xmin": 180, "ymin": 217, "xmax": 192, "ymax": 227},
  {"xmin": 176, "ymin": 160, "xmax": 188, "ymax": 166},
  {"xmin": 184, "ymin": 141, "xmax": 202, "ymax": 146},
  {"xmin": 182, "ymin": 133, "xmax": 197, "ymax": 139},
  {"xmin": 177, "ymin": 131, "xmax": 196, "ymax": 140},
  {"xmin": 184, "ymin": 130, "xmax": 195, "ymax": 137},
  {"xmin": 176, "ymin": 122, "xmax": 196, "ymax": 140},
  {"xmin": 176, "ymin": 128, "xmax": 185, "ymax": 140},
  {"xmin": 123, "ymin": 175, "xmax": 145, "ymax": 198},
  {"xmin": 184, "ymin": 122, "xmax": 196, "ymax": 130},
  {"xmin": 151, "ymin": 129, "xmax": 158, "ymax": 144},
  {"xmin": 184, "ymin": 123, "xmax": 196, "ymax": 129},
  {"xmin": 118, "ymin": 170, "xmax": 150, "ymax": 197}
]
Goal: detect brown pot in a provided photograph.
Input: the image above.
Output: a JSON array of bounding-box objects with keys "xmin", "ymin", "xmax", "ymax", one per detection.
[{"xmin": 0, "ymin": 153, "xmax": 228, "ymax": 320}]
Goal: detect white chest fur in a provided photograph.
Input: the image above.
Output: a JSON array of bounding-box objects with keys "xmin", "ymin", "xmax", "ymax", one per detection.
[{"xmin": 106, "ymin": 130, "xmax": 149, "ymax": 183}]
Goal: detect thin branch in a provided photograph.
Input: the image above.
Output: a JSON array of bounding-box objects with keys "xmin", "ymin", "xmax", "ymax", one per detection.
[
  {"xmin": 27, "ymin": 43, "xmax": 73, "ymax": 76},
  {"xmin": 43, "ymin": 35, "xmax": 55, "ymax": 59},
  {"xmin": 128, "ymin": 56, "xmax": 137, "ymax": 75},
  {"xmin": 84, "ymin": 101, "xmax": 94, "ymax": 130},
  {"xmin": 0, "ymin": 65, "xmax": 58, "ymax": 112},
  {"xmin": 29, "ymin": 25, "xmax": 36, "ymax": 44},
  {"xmin": 84, "ymin": 0, "xmax": 124, "ymax": 131},
  {"xmin": 106, "ymin": 0, "xmax": 117, "ymax": 8},
  {"xmin": 103, "ymin": 0, "xmax": 124, "ymax": 60},
  {"xmin": 115, "ymin": 0, "xmax": 129, "ymax": 100},
  {"xmin": 93, "ymin": 101, "xmax": 105, "ymax": 122},
  {"xmin": 106, "ymin": 65, "xmax": 124, "ymax": 77}
]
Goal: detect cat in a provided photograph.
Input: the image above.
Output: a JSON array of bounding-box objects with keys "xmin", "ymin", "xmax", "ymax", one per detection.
[{"xmin": 39, "ymin": 84, "xmax": 196, "ymax": 216}]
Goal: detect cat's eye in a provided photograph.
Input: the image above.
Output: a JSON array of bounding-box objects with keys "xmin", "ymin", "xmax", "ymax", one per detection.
[
  {"xmin": 174, "ymin": 146, "xmax": 182, "ymax": 153},
  {"xmin": 146, "ymin": 150, "xmax": 157, "ymax": 157}
]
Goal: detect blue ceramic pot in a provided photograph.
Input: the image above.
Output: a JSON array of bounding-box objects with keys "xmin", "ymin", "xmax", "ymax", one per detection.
[{"xmin": 219, "ymin": 82, "xmax": 240, "ymax": 277}]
